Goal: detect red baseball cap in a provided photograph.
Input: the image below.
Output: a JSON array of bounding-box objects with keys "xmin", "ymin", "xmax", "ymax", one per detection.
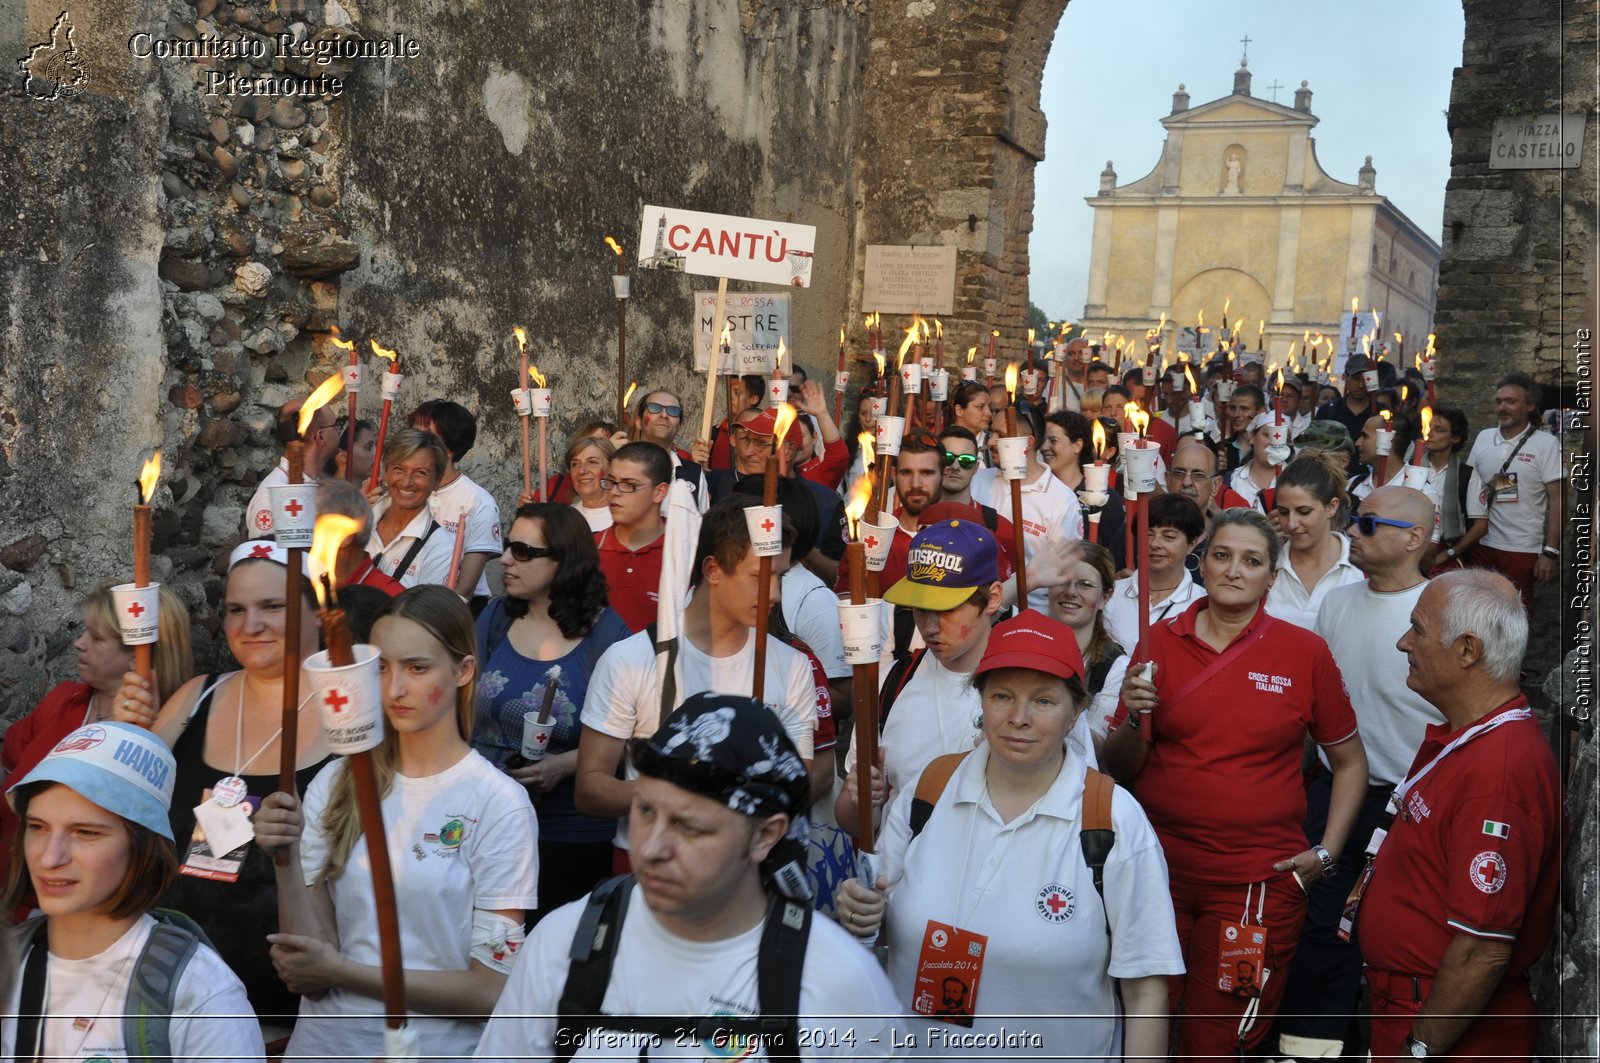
[
  {"xmin": 973, "ymin": 609, "xmax": 1085, "ymax": 685},
  {"xmin": 739, "ymin": 408, "xmax": 803, "ymax": 446}
]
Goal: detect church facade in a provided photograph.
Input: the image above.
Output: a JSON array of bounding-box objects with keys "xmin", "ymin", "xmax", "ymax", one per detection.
[{"xmin": 1078, "ymin": 63, "xmax": 1441, "ymax": 364}]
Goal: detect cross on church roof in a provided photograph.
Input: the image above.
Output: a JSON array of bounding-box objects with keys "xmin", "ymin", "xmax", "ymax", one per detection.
[
  {"xmin": 1239, "ymin": 34, "xmax": 1252, "ymax": 63},
  {"xmin": 1266, "ymin": 79, "xmax": 1284, "ymax": 101}
]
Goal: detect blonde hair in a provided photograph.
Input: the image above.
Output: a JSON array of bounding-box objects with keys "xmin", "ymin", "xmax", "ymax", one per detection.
[
  {"xmin": 81, "ymin": 584, "xmax": 193, "ymax": 704},
  {"xmin": 314, "ymin": 586, "xmax": 476, "ymax": 886}
]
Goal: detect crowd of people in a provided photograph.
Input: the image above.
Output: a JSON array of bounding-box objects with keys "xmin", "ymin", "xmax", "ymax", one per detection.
[{"xmin": 0, "ymin": 348, "xmax": 1566, "ymax": 1062}]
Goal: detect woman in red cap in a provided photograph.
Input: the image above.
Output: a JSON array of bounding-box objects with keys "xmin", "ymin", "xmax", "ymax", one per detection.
[{"xmin": 836, "ymin": 610, "xmax": 1183, "ymax": 1061}]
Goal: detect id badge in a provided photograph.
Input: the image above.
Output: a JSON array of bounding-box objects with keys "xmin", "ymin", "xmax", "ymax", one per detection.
[
  {"xmin": 1338, "ymin": 860, "xmax": 1377, "ymax": 942},
  {"xmin": 1216, "ymin": 921, "xmax": 1268, "ymax": 998},
  {"xmin": 180, "ymin": 791, "xmax": 259, "ymax": 883},
  {"xmin": 912, "ymin": 920, "xmax": 987, "ymax": 1027},
  {"xmin": 1491, "ymin": 471, "xmax": 1519, "ymax": 503}
]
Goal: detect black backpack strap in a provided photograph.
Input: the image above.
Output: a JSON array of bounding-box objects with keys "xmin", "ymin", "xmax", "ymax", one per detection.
[
  {"xmin": 754, "ymin": 892, "xmax": 810, "ymax": 1063},
  {"xmin": 554, "ymin": 875, "xmax": 636, "ymax": 1063},
  {"xmin": 484, "ymin": 596, "xmax": 514, "ymax": 656},
  {"xmin": 890, "ymin": 605, "xmax": 916, "ymax": 663},
  {"xmin": 876, "ymin": 648, "xmax": 926, "ymax": 733},
  {"xmin": 1080, "ymin": 769, "xmax": 1117, "ymax": 935},
  {"xmin": 1086, "ymin": 650, "xmax": 1122, "ymax": 697},
  {"xmin": 14, "ymin": 917, "xmax": 48, "ymax": 1063},
  {"xmin": 124, "ymin": 911, "xmax": 205, "ymax": 1063},
  {"xmin": 645, "ymin": 621, "xmax": 679, "ymax": 721},
  {"xmin": 979, "ymin": 503, "xmax": 999, "ymax": 533}
]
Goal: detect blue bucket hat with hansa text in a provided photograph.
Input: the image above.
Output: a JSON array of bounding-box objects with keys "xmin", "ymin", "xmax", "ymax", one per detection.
[
  {"xmin": 8, "ymin": 722, "xmax": 176, "ymax": 839},
  {"xmin": 884, "ymin": 518, "xmax": 1001, "ymax": 611}
]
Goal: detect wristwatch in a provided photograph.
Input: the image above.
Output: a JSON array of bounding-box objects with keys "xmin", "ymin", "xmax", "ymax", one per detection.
[
  {"xmin": 1311, "ymin": 844, "xmax": 1337, "ymax": 876},
  {"xmin": 1444, "ymin": 546, "xmax": 1457, "ymax": 561},
  {"xmin": 1541, "ymin": 546, "xmax": 1560, "ymax": 559},
  {"xmin": 1405, "ymin": 1032, "xmax": 1433, "ymax": 1059}
]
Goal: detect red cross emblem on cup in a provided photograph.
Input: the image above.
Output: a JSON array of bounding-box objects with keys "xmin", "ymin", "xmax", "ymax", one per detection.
[
  {"xmin": 284, "ymin": 498, "xmax": 305, "ymax": 517},
  {"xmin": 126, "ymin": 601, "xmax": 146, "ymax": 618},
  {"xmin": 760, "ymin": 518, "xmax": 776, "ymax": 533},
  {"xmin": 864, "ymin": 535, "xmax": 879, "ymax": 549},
  {"xmin": 323, "ymin": 688, "xmax": 351, "ymax": 715}
]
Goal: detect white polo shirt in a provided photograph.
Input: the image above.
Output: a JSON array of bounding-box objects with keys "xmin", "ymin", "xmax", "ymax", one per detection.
[
  {"xmin": 972, "ymin": 464, "xmax": 1083, "ymax": 613},
  {"xmin": 879, "ymin": 744, "xmax": 1185, "ymax": 1060},
  {"xmin": 429, "ymin": 472, "xmax": 502, "ymax": 597},
  {"xmin": 1464, "ymin": 425, "xmax": 1561, "ymax": 552},
  {"xmin": 244, "ymin": 459, "xmax": 317, "ymax": 538},
  {"xmin": 1102, "ymin": 569, "xmax": 1205, "ymax": 656},
  {"xmin": 781, "ymin": 564, "xmax": 850, "ymax": 680},
  {"xmin": 367, "ymin": 498, "xmax": 458, "ymax": 588},
  {"xmin": 1265, "ymin": 533, "xmax": 1365, "ymax": 630}
]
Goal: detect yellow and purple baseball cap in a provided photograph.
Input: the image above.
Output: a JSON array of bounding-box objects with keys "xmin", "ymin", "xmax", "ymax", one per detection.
[{"xmin": 884, "ymin": 519, "xmax": 1000, "ymax": 611}]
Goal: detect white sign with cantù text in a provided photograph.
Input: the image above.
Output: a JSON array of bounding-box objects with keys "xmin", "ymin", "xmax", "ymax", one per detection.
[
  {"xmin": 862, "ymin": 245, "xmax": 958, "ymax": 315},
  {"xmin": 638, "ymin": 206, "xmax": 816, "ymax": 287},
  {"xmin": 1489, "ymin": 114, "xmax": 1585, "ymax": 170}
]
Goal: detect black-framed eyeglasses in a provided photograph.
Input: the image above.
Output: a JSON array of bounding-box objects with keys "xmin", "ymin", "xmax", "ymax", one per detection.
[
  {"xmin": 600, "ymin": 477, "xmax": 659, "ymax": 493},
  {"xmin": 942, "ymin": 451, "xmax": 979, "ymax": 469},
  {"xmin": 643, "ymin": 402, "xmax": 682, "ymax": 418},
  {"xmin": 505, "ymin": 541, "xmax": 556, "ymax": 562},
  {"xmin": 1349, "ymin": 514, "xmax": 1419, "ymax": 536}
]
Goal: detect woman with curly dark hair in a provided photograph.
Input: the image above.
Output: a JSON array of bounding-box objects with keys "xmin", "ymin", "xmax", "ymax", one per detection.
[{"xmin": 471, "ymin": 503, "xmax": 626, "ymax": 916}]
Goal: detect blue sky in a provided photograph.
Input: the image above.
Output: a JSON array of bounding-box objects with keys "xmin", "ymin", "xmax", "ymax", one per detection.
[{"xmin": 1029, "ymin": 0, "xmax": 1465, "ymax": 321}]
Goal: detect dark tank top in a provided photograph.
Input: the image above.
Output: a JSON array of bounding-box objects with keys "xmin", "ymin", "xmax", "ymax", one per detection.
[{"xmin": 161, "ymin": 674, "xmax": 332, "ymax": 1025}]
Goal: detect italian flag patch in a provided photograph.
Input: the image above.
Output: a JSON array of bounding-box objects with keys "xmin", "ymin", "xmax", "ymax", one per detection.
[{"xmin": 1482, "ymin": 820, "xmax": 1511, "ymax": 838}]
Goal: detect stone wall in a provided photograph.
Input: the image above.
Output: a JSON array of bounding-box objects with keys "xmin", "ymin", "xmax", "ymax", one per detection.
[{"xmin": 0, "ymin": 0, "xmax": 867, "ymax": 706}]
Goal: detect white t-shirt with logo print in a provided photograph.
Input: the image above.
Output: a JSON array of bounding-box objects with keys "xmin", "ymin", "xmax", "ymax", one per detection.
[
  {"xmin": 287, "ymin": 750, "xmax": 539, "ymax": 1061},
  {"xmin": 430, "ymin": 472, "xmax": 503, "ymax": 597},
  {"xmin": 1464, "ymin": 426, "xmax": 1562, "ymax": 552}
]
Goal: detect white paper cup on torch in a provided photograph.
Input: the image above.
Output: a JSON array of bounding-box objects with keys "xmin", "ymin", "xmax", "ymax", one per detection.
[
  {"xmin": 267, "ymin": 483, "xmax": 317, "ymax": 548},
  {"xmin": 110, "ymin": 582, "xmax": 161, "ymax": 646},
  {"xmin": 380, "ymin": 371, "xmax": 405, "ymax": 400},
  {"xmin": 860, "ymin": 513, "xmax": 899, "ymax": 572},
  {"xmin": 1266, "ymin": 422, "xmax": 1291, "ymax": 448},
  {"xmin": 984, "ymin": 357, "xmax": 997, "ymax": 376},
  {"xmin": 919, "ymin": 356, "xmax": 934, "ymax": 376},
  {"xmin": 1362, "ymin": 369, "xmax": 1381, "ymax": 391},
  {"xmin": 305, "ymin": 644, "xmax": 383, "ymax": 755},
  {"xmin": 744, "ymin": 505, "xmax": 784, "ymax": 557},
  {"xmin": 510, "ymin": 388, "xmax": 533, "ymax": 416},
  {"xmin": 767, "ymin": 379, "xmax": 790, "ymax": 409},
  {"xmin": 1124, "ymin": 441, "xmax": 1161, "ymax": 494},
  {"xmin": 837, "ymin": 599, "xmax": 885, "ymax": 664},
  {"xmin": 996, "ymin": 437, "xmax": 1030, "ymax": 480},
  {"xmin": 868, "ymin": 397, "xmax": 888, "ymax": 420},
  {"xmin": 1079, "ymin": 463, "xmax": 1112, "ymax": 508},
  {"xmin": 875, "ymin": 415, "xmax": 906, "ymax": 456},
  {"xmin": 1116, "ymin": 431, "xmax": 1138, "ymax": 465},
  {"xmin": 1374, "ymin": 427, "xmax": 1396, "ymax": 456},
  {"xmin": 1022, "ymin": 369, "xmax": 1042, "ymax": 396},
  {"xmin": 612, "ymin": 275, "xmax": 631, "ymax": 299},
  {"xmin": 1400, "ymin": 465, "xmax": 1430, "ymax": 490},
  {"xmin": 960, "ymin": 365, "xmax": 979, "ymax": 382},
  {"xmin": 900, "ymin": 362, "xmax": 922, "ymax": 394},
  {"xmin": 341, "ymin": 365, "xmax": 363, "ymax": 393},
  {"xmin": 1214, "ymin": 380, "xmax": 1235, "ymax": 402},
  {"xmin": 520, "ymin": 712, "xmax": 553, "ymax": 760},
  {"xmin": 835, "ymin": 369, "xmax": 851, "ymax": 394},
  {"xmin": 928, "ymin": 369, "xmax": 950, "ymax": 402},
  {"xmin": 1141, "ymin": 364, "xmax": 1158, "ymax": 387},
  {"xmin": 530, "ymin": 388, "xmax": 554, "ymax": 419},
  {"xmin": 1420, "ymin": 358, "xmax": 1436, "ymax": 381}
]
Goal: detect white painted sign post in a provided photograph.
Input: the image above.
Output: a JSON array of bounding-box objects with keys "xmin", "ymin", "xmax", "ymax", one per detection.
[{"xmin": 637, "ymin": 205, "xmax": 817, "ymax": 441}]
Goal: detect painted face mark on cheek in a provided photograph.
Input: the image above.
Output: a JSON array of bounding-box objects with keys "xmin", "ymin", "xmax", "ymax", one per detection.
[
  {"xmin": 955, "ymin": 624, "xmax": 973, "ymax": 642},
  {"xmin": 426, "ymin": 685, "xmax": 446, "ymax": 707}
]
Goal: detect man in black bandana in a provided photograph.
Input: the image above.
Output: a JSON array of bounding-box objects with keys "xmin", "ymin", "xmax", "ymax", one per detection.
[{"xmin": 476, "ymin": 695, "xmax": 901, "ymax": 1060}]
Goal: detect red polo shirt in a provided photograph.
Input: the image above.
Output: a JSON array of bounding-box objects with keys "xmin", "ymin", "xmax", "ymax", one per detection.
[
  {"xmin": 1359, "ymin": 698, "xmax": 1562, "ymax": 980},
  {"xmin": 798, "ymin": 438, "xmax": 849, "ymax": 492},
  {"xmin": 1110, "ymin": 599, "xmax": 1358, "ymax": 883},
  {"xmin": 595, "ymin": 527, "xmax": 665, "ymax": 632}
]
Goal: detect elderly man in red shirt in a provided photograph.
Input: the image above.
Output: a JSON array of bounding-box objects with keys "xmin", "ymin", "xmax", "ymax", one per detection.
[{"xmin": 1354, "ymin": 569, "xmax": 1562, "ymax": 1063}]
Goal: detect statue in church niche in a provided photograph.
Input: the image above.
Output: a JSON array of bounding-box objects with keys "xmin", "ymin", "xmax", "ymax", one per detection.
[{"xmin": 1222, "ymin": 151, "xmax": 1244, "ymax": 195}]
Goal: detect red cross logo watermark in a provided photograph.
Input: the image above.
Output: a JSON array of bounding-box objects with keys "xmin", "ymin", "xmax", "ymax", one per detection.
[
  {"xmin": 323, "ymin": 689, "xmax": 351, "ymax": 715},
  {"xmin": 1035, "ymin": 883, "xmax": 1075, "ymax": 922},
  {"xmin": 284, "ymin": 498, "xmax": 305, "ymax": 517},
  {"xmin": 1470, "ymin": 851, "xmax": 1507, "ymax": 895},
  {"xmin": 249, "ymin": 544, "xmax": 274, "ymax": 559},
  {"xmin": 126, "ymin": 601, "xmax": 146, "ymax": 618}
]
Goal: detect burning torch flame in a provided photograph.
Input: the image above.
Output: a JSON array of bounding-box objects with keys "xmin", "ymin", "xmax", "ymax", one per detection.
[
  {"xmin": 1004, "ymin": 362, "xmax": 1019, "ymax": 400},
  {"xmin": 772, "ymin": 403, "xmax": 799, "ymax": 445},
  {"xmin": 1362, "ymin": 335, "xmax": 1372, "ymax": 358},
  {"xmin": 1380, "ymin": 409, "xmax": 1393, "ymax": 425},
  {"xmin": 528, "ymin": 364, "xmax": 547, "ymax": 388},
  {"xmin": 309, "ymin": 514, "xmax": 364, "ymax": 608},
  {"xmin": 857, "ymin": 430, "xmax": 876, "ymax": 468},
  {"xmin": 1157, "ymin": 311, "xmax": 1167, "ymax": 332},
  {"xmin": 329, "ymin": 327, "xmax": 355, "ymax": 354},
  {"xmin": 1425, "ymin": 333, "xmax": 1436, "ymax": 357},
  {"xmin": 840, "ymin": 325, "xmax": 846, "ymax": 346},
  {"xmin": 1196, "ymin": 309, "xmax": 1205, "ymax": 328},
  {"xmin": 1223, "ymin": 296, "xmax": 1231, "ymax": 317},
  {"xmin": 1274, "ymin": 367, "xmax": 1285, "ymax": 393},
  {"xmin": 1183, "ymin": 364, "xmax": 1198, "ymax": 395},
  {"xmin": 138, "ymin": 452, "xmax": 162, "ymax": 505},
  {"xmin": 298, "ymin": 373, "xmax": 345, "ymax": 437},
  {"xmin": 1028, "ymin": 327, "xmax": 1036, "ymax": 347},
  {"xmin": 1091, "ymin": 419, "xmax": 1107, "ymax": 462},
  {"xmin": 370, "ymin": 338, "xmax": 398, "ymax": 364},
  {"xmin": 512, "ymin": 328, "xmax": 526, "ymax": 354},
  {"xmin": 966, "ymin": 346, "xmax": 976, "ymax": 365},
  {"xmin": 604, "ymin": 235, "xmax": 623, "ymax": 258},
  {"xmin": 776, "ymin": 337, "xmax": 788, "ymax": 376},
  {"xmin": 844, "ymin": 466, "xmax": 874, "ymax": 538},
  {"xmin": 873, "ymin": 350, "xmax": 886, "ymax": 378},
  {"xmin": 1420, "ymin": 406, "xmax": 1434, "ymax": 440},
  {"xmin": 719, "ymin": 321, "xmax": 733, "ymax": 349},
  {"xmin": 1352, "ymin": 297, "xmax": 1360, "ymax": 314},
  {"xmin": 1127, "ymin": 403, "xmax": 1150, "ymax": 437},
  {"xmin": 1394, "ymin": 332, "xmax": 1403, "ymax": 347},
  {"xmin": 991, "ymin": 329, "xmax": 1000, "ymax": 340},
  {"xmin": 897, "ymin": 324, "xmax": 917, "ymax": 366},
  {"xmin": 935, "ymin": 319, "xmax": 943, "ymax": 339},
  {"xmin": 623, "ymin": 381, "xmax": 638, "ymax": 408}
]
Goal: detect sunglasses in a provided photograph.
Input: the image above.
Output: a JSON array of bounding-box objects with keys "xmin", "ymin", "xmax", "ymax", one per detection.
[
  {"xmin": 643, "ymin": 402, "xmax": 682, "ymax": 418},
  {"xmin": 505, "ymin": 541, "xmax": 555, "ymax": 562},
  {"xmin": 1348, "ymin": 514, "xmax": 1420, "ymax": 536},
  {"xmin": 600, "ymin": 477, "xmax": 659, "ymax": 493},
  {"xmin": 942, "ymin": 451, "xmax": 979, "ymax": 469}
]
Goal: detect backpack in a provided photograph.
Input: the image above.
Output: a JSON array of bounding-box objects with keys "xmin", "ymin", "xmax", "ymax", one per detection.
[
  {"xmin": 876, "ymin": 647, "xmax": 928, "ymax": 732},
  {"xmin": 907, "ymin": 753, "xmax": 1117, "ymax": 924},
  {"xmin": 14, "ymin": 909, "xmax": 210, "ymax": 1063},
  {"xmin": 554, "ymin": 875, "xmax": 811, "ymax": 1063}
]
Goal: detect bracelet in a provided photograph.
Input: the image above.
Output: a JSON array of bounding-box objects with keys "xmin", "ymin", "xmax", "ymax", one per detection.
[{"xmin": 1312, "ymin": 844, "xmax": 1336, "ymax": 877}]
